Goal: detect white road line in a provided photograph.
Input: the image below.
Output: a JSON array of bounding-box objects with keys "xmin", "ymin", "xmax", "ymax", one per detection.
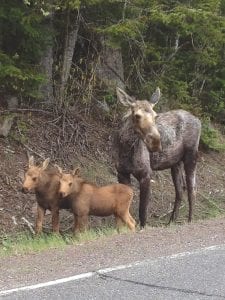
[{"xmin": 0, "ymin": 244, "xmax": 224, "ymax": 297}]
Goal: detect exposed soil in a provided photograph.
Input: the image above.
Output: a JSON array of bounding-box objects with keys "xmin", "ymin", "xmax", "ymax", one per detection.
[{"xmin": 0, "ymin": 106, "xmax": 225, "ymax": 236}]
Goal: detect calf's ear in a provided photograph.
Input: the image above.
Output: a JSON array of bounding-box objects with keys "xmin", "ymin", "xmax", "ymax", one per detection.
[
  {"xmin": 42, "ymin": 158, "xmax": 50, "ymax": 170},
  {"xmin": 55, "ymin": 164, "xmax": 63, "ymax": 175},
  {"xmin": 72, "ymin": 167, "xmax": 80, "ymax": 177},
  {"xmin": 28, "ymin": 156, "xmax": 35, "ymax": 167}
]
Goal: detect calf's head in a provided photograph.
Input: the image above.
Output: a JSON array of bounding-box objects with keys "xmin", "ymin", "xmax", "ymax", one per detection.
[
  {"xmin": 58, "ymin": 167, "xmax": 81, "ymax": 198},
  {"xmin": 22, "ymin": 156, "xmax": 50, "ymax": 193},
  {"xmin": 117, "ymin": 87, "xmax": 162, "ymax": 152}
]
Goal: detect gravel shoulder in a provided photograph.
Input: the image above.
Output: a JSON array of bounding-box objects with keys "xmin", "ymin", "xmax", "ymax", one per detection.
[{"xmin": 1, "ymin": 217, "xmax": 225, "ymax": 291}]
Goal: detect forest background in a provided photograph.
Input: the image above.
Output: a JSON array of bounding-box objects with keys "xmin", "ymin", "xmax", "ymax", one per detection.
[{"xmin": 1, "ymin": 0, "xmax": 225, "ymax": 148}]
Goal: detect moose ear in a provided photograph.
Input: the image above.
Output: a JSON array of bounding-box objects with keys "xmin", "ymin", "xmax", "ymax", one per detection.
[
  {"xmin": 116, "ymin": 87, "xmax": 135, "ymax": 107},
  {"xmin": 72, "ymin": 167, "xmax": 80, "ymax": 177},
  {"xmin": 42, "ymin": 158, "xmax": 50, "ymax": 170},
  {"xmin": 150, "ymin": 87, "xmax": 161, "ymax": 107},
  {"xmin": 28, "ymin": 156, "xmax": 35, "ymax": 167}
]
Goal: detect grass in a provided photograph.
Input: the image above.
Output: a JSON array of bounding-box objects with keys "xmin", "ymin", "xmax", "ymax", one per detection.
[
  {"xmin": 195, "ymin": 193, "xmax": 225, "ymax": 219},
  {"xmin": 149, "ymin": 193, "xmax": 225, "ymax": 226},
  {"xmin": 0, "ymin": 226, "xmax": 121, "ymax": 258}
]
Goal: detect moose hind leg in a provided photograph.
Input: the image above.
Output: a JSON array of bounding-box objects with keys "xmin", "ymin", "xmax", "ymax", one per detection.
[
  {"xmin": 120, "ymin": 212, "xmax": 135, "ymax": 232},
  {"xmin": 128, "ymin": 212, "xmax": 136, "ymax": 227},
  {"xmin": 184, "ymin": 151, "xmax": 198, "ymax": 222},
  {"xmin": 115, "ymin": 216, "xmax": 123, "ymax": 232},
  {"xmin": 169, "ymin": 163, "xmax": 185, "ymax": 224}
]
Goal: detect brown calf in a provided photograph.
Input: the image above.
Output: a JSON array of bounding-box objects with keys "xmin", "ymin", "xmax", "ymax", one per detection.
[
  {"xmin": 22, "ymin": 157, "xmax": 71, "ymax": 234},
  {"xmin": 58, "ymin": 168, "xmax": 136, "ymax": 233}
]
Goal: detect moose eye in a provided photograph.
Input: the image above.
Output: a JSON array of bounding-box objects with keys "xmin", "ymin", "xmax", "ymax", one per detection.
[
  {"xmin": 69, "ymin": 182, "xmax": 72, "ymax": 187},
  {"xmin": 32, "ymin": 177, "xmax": 37, "ymax": 182}
]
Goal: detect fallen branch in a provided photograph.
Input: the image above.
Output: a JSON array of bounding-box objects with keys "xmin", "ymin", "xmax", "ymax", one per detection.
[
  {"xmin": 21, "ymin": 217, "xmax": 35, "ymax": 235},
  {"xmin": 12, "ymin": 216, "xmax": 18, "ymax": 225},
  {"xmin": 22, "ymin": 143, "xmax": 45, "ymax": 160},
  {"xmin": 0, "ymin": 108, "xmax": 52, "ymax": 116},
  {"xmin": 158, "ymin": 204, "xmax": 185, "ymax": 220}
]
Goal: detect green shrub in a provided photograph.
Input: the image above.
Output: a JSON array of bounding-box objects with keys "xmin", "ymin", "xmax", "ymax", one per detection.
[{"xmin": 201, "ymin": 118, "xmax": 225, "ymax": 151}]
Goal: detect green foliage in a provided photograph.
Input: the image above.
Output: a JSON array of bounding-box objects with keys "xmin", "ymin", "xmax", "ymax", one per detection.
[
  {"xmin": 0, "ymin": 0, "xmax": 49, "ymax": 99},
  {"xmin": 91, "ymin": 0, "xmax": 225, "ymax": 121},
  {"xmin": 1, "ymin": 0, "xmax": 225, "ymax": 129},
  {"xmin": 201, "ymin": 118, "xmax": 225, "ymax": 151}
]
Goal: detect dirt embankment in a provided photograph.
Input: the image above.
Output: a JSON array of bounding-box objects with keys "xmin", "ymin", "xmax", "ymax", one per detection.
[{"xmin": 0, "ymin": 108, "xmax": 225, "ymax": 235}]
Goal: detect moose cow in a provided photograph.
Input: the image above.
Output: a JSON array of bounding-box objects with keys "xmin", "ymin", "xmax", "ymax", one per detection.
[
  {"xmin": 115, "ymin": 87, "xmax": 201, "ymax": 228},
  {"xmin": 22, "ymin": 157, "xmax": 71, "ymax": 234},
  {"xmin": 57, "ymin": 167, "xmax": 136, "ymax": 233}
]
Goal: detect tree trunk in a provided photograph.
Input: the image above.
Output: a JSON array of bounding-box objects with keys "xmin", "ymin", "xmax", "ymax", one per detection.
[
  {"xmin": 58, "ymin": 10, "xmax": 80, "ymax": 107},
  {"xmin": 96, "ymin": 36, "xmax": 125, "ymax": 89},
  {"xmin": 39, "ymin": 12, "xmax": 54, "ymax": 104}
]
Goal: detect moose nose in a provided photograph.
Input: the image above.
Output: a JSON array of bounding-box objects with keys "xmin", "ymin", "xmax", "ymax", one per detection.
[
  {"xmin": 21, "ymin": 187, "xmax": 28, "ymax": 194},
  {"xmin": 59, "ymin": 192, "xmax": 66, "ymax": 198},
  {"xmin": 134, "ymin": 114, "xmax": 141, "ymax": 121}
]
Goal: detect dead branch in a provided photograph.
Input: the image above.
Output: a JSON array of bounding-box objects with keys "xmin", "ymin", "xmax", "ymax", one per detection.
[
  {"xmin": 0, "ymin": 108, "xmax": 52, "ymax": 115},
  {"xmin": 17, "ymin": 126, "xmax": 46, "ymax": 159},
  {"xmin": 21, "ymin": 217, "xmax": 35, "ymax": 235},
  {"xmin": 158, "ymin": 204, "xmax": 184, "ymax": 220},
  {"xmin": 21, "ymin": 143, "xmax": 45, "ymax": 160}
]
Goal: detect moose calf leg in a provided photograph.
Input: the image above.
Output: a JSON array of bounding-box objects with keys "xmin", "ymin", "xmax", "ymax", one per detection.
[
  {"xmin": 35, "ymin": 205, "xmax": 45, "ymax": 235},
  {"xmin": 129, "ymin": 213, "xmax": 136, "ymax": 227},
  {"xmin": 51, "ymin": 207, "xmax": 60, "ymax": 234},
  {"xmin": 73, "ymin": 215, "xmax": 88, "ymax": 234},
  {"xmin": 115, "ymin": 216, "xmax": 123, "ymax": 233},
  {"xmin": 120, "ymin": 213, "xmax": 135, "ymax": 232}
]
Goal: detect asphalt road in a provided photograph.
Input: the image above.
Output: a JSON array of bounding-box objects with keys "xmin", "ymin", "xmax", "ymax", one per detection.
[{"xmin": 1, "ymin": 244, "xmax": 225, "ymax": 300}]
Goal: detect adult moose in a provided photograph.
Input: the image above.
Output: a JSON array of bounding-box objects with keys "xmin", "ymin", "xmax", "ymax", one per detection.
[{"xmin": 115, "ymin": 87, "xmax": 201, "ymax": 228}]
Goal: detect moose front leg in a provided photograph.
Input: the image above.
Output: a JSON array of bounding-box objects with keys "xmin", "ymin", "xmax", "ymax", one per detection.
[
  {"xmin": 73, "ymin": 215, "xmax": 88, "ymax": 234},
  {"xmin": 117, "ymin": 170, "xmax": 131, "ymax": 185},
  {"xmin": 35, "ymin": 204, "xmax": 45, "ymax": 235},
  {"xmin": 139, "ymin": 176, "xmax": 151, "ymax": 229}
]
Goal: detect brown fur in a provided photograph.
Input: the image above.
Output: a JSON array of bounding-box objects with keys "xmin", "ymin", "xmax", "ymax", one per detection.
[
  {"xmin": 58, "ymin": 169, "xmax": 136, "ymax": 233},
  {"xmin": 22, "ymin": 157, "xmax": 71, "ymax": 234},
  {"xmin": 115, "ymin": 88, "xmax": 201, "ymax": 228}
]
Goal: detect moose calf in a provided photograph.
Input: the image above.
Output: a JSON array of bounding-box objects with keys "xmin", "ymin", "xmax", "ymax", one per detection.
[
  {"xmin": 57, "ymin": 167, "xmax": 136, "ymax": 233},
  {"xmin": 22, "ymin": 157, "xmax": 71, "ymax": 234}
]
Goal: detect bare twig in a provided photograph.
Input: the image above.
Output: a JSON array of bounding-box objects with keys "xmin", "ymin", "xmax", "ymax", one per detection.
[{"xmin": 21, "ymin": 217, "xmax": 35, "ymax": 235}]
